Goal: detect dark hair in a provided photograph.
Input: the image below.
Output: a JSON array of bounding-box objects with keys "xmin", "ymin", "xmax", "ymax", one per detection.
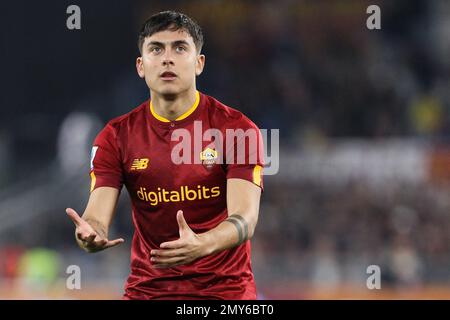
[{"xmin": 138, "ymin": 11, "xmax": 204, "ymax": 54}]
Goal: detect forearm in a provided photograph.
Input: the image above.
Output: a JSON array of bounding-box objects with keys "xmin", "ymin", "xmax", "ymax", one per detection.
[
  {"xmin": 199, "ymin": 213, "xmax": 257, "ymax": 256},
  {"xmin": 68, "ymin": 187, "xmax": 123, "ymax": 254},
  {"xmin": 76, "ymin": 186, "xmax": 118, "ymax": 242},
  {"xmin": 150, "ymin": 180, "xmax": 261, "ymax": 268}
]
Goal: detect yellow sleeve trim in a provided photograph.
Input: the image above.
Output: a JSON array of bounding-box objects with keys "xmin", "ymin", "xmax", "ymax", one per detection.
[
  {"xmin": 253, "ymin": 165, "xmax": 262, "ymax": 187},
  {"xmin": 90, "ymin": 171, "xmax": 96, "ymax": 192},
  {"xmin": 149, "ymin": 91, "xmax": 200, "ymax": 122}
]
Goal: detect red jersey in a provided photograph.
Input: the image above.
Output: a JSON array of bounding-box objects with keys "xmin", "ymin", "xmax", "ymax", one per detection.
[{"xmin": 90, "ymin": 91, "xmax": 264, "ymax": 299}]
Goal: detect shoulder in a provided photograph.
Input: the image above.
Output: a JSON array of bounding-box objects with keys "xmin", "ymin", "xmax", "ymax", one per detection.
[
  {"xmin": 106, "ymin": 100, "xmax": 148, "ymax": 131},
  {"xmin": 94, "ymin": 100, "xmax": 148, "ymax": 145},
  {"xmin": 202, "ymin": 93, "xmax": 260, "ymax": 131}
]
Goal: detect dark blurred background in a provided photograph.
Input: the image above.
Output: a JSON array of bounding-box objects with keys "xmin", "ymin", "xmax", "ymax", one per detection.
[{"xmin": 1, "ymin": 0, "xmax": 450, "ymax": 299}]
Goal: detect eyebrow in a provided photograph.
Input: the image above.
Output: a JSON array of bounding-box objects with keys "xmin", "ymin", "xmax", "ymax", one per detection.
[{"xmin": 147, "ymin": 40, "xmax": 190, "ymax": 48}]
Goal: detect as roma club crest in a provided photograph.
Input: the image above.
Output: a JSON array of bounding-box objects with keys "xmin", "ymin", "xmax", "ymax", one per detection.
[{"xmin": 200, "ymin": 147, "xmax": 218, "ymax": 170}]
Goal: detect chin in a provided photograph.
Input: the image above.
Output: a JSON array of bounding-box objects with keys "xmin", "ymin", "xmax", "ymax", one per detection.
[
  {"xmin": 158, "ymin": 84, "xmax": 187, "ymax": 96},
  {"xmin": 157, "ymin": 88, "xmax": 180, "ymax": 100}
]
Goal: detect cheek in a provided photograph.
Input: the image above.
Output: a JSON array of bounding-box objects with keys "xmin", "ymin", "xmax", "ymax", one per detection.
[
  {"xmin": 182, "ymin": 62, "xmax": 195, "ymax": 74},
  {"xmin": 143, "ymin": 59, "xmax": 158, "ymax": 77},
  {"xmin": 183, "ymin": 59, "xmax": 198, "ymax": 77}
]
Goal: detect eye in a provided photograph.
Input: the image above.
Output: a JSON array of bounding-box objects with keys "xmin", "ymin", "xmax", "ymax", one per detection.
[
  {"xmin": 176, "ymin": 46, "xmax": 186, "ymax": 52},
  {"xmin": 151, "ymin": 47, "xmax": 161, "ymax": 54}
]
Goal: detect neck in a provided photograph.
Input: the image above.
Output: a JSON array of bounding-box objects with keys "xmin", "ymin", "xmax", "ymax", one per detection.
[{"xmin": 151, "ymin": 87, "xmax": 197, "ymax": 121}]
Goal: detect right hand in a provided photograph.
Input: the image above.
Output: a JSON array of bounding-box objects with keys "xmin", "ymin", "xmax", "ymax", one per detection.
[{"xmin": 66, "ymin": 207, "xmax": 124, "ymax": 253}]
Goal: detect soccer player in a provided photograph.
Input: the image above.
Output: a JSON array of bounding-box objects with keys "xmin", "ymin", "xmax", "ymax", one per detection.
[{"xmin": 66, "ymin": 11, "xmax": 264, "ymax": 300}]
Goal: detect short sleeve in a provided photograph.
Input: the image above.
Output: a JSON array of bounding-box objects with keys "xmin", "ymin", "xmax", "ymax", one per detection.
[
  {"xmin": 89, "ymin": 123, "xmax": 124, "ymax": 192},
  {"xmin": 225, "ymin": 117, "xmax": 265, "ymax": 191}
]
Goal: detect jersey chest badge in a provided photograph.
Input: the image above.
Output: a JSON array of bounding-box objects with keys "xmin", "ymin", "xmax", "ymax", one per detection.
[{"xmin": 200, "ymin": 148, "xmax": 218, "ymax": 170}]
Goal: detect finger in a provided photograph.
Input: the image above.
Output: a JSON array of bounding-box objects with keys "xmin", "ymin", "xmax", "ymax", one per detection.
[
  {"xmin": 153, "ymin": 264, "xmax": 181, "ymax": 269},
  {"xmin": 84, "ymin": 233, "xmax": 97, "ymax": 243},
  {"xmin": 103, "ymin": 238, "xmax": 125, "ymax": 249},
  {"xmin": 160, "ymin": 239, "xmax": 185, "ymax": 249},
  {"xmin": 176, "ymin": 210, "xmax": 189, "ymax": 231},
  {"xmin": 151, "ymin": 248, "xmax": 185, "ymax": 258},
  {"xmin": 78, "ymin": 232, "xmax": 97, "ymax": 242},
  {"xmin": 153, "ymin": 260, "xmax": 189, "ymax": 269},
  {"xmin": 85, "ymin": 238, "xmax": 108, "ymax": 248},
  {"xmin": 76, "ymin": 226, "xmax": 95, "ymax": 240},
  {"xmin": 66, "ymin": 208, "xmax": 83, "ymax": 227},
  {"xmin": 76, "ymin": 236, "xmax": 105, "ymax": 253},
  {"xmin": 152, "ymin": 256, "xmax": 186, "ymax": 268},
  {"xmin": 76, "ymin": 228, "xmax": 93, "ymax": 240}
]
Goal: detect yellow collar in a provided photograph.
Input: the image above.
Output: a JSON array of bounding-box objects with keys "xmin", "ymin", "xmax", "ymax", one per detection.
[{"xmin": 150, "ymin": 91, "xmax": 200, "ymax": 122}]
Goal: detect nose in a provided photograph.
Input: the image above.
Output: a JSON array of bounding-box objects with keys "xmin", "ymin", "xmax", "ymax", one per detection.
[{"xmin": 162, "ymin": 51, "xmax": 174, "ymax": 66}]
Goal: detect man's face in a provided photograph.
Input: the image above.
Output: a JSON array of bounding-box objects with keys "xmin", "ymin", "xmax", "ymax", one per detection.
[{"xmin": 136, "ymin": 28, "xmax": 205, "ymax": 96}]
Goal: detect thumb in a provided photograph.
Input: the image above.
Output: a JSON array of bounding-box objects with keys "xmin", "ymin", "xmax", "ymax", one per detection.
[
  {"xmin": 176, "ymin": 210, "xmax": 190, "ymax": 234},
  {"xmin": 66, "ymin": 207, "xmax": 83, "ymax": 227}
]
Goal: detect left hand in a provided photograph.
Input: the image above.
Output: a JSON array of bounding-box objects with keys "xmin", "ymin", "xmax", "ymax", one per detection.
[{"xmin": 150, "ymin": 210, "xmax": 208, "ymax": 268}]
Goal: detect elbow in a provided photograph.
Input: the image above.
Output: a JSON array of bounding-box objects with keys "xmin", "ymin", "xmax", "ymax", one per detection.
[
  {"xmin": 248, "ymin": 228, "xmax": 255, "ymax": 240},
  {"xmin": 247, "ymin": 215, "xmax": 259, "ymax": 240}
]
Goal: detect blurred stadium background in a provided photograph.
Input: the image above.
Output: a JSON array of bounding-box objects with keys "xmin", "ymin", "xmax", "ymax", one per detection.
[{"xmin": 1, "ymin": 0, "xmax": 450, "ymax": 299}]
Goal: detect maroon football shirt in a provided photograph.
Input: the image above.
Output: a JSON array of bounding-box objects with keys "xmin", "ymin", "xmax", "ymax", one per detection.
[{"xmin": 89, "ymin": 91, "xmax": 264, "ymax": 299}]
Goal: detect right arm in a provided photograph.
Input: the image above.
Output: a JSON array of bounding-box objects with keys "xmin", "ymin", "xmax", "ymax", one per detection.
[{"xmin": 67, "ymin": 186, "xmax": 124, "ymax": 253}]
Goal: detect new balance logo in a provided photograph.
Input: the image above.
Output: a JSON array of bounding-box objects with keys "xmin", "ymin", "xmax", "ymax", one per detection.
[{"xmin": 131, "ymin": 158, "xmax": 149, "ymax": 170}]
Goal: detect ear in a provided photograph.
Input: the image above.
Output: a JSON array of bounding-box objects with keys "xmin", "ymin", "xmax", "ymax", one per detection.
[
  {"xmin": 195, "ymin": 54, "xmax": 205, "ymax": 76},
  {"xmin": 136, "ymin": 57, "xmax": 145, "ymax": 79}
]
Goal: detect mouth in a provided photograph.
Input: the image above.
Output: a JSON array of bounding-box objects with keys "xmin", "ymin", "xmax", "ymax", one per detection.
[{"xmin": 160, "ymin": 71, "xmax": 177, "ymax": 81}]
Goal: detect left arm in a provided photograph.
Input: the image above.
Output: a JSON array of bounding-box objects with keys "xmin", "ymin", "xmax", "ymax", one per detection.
[
  {"xmin": 151, "ymin": 178, "xmax": 261, "ymax": 268},
  {"xmin": 203, "ymin": 178, "xmax": 261, "ymax": 253}
]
